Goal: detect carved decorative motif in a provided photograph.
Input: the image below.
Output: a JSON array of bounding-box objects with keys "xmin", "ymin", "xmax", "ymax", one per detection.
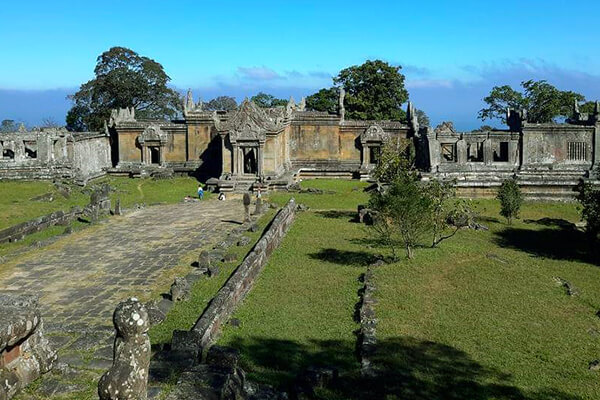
[
  {"xmin": 361, "ymin": 124, "xmax": 389, "ymax": 143},
  {"xmin": 215, "ymin": 99, "xmax": 283, "ymax": 143},
  {"xmin": 137, "ymin": 124, "xmax": 167, "ymax": 145}
]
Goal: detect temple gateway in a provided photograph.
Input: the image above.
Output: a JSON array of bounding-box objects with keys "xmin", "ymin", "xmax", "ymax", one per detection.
[{"xmin": 1, "ymin": 89, "xmax": 599, "ymax": 199}]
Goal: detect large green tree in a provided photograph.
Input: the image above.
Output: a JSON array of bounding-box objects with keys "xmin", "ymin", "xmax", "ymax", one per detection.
[
  {"xmin": 305, "ymin": 87, "xmax": 338, "ymax": 114},
  {"xmin": 66, "ymin": 47, "xmax": 182, "ymax": 131},
  {"xmin": 250, "ymin": 92, "xmax": 287, "ymax": 108},
  {"xmin": 204, "ymin": 96, "xmax": 238, "ymax": 111},
  {"xmin": 479, "ymin": 80, "xmax": 585, "ymax": 124},
  {"xmin": 334, "ymin": 59, "xmax": 409, "ymax": 120},
  {"xmin": 0, "ymin": 120, "xmax": 17, "ymax": 133}
]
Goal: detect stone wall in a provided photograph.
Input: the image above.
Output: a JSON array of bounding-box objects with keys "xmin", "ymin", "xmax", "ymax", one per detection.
[
  {"xmin": 71, "ymin": 133, "xmax": 111, "ymax": 184},
  {"xmin": 0, "ymin": 207, "xmax": 82, "ymax": 244},
  {"xmin": 0, "ymin": 294, "xmax": 56, "ymax": 400},
  {"xmin": 173, "ymin": 198, "xmax": 297, "ymax": 358},
  {"xmin": 0, "ymin": 129, "xmax": 111, "ymax": 183}
]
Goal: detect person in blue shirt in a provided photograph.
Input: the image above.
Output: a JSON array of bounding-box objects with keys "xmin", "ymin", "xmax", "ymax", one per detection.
[{"xmin": 197, "ymin": 185, "xmax": 204, "ymax": 200}]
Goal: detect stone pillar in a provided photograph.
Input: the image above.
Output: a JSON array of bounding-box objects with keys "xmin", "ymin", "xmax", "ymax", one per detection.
[
  {"xmin": 231, "ymin": 144, "xmax": 238, "ymax": 175},
  {"xmin": 508, "ymin": 140, "xmax": 519, "ymax": 166},
  {"xmin": 258, "ymin": 144, "xmax": 264, "ymax": 177},
  {"xmin": 456, "ymin": 139, "xmax": 467, "ymax": 164},
  {"xmin": 98, "ymin": 298, "xmax": 150, "ymax": 400},
  {"xmin": 483, "ymin": 139, "xmax": 493, "ymax": 166},
  {"xmin": 593, "ymin": 125, "xmax": 600, "ymax": 169},
  {"xmin": 362, "ymin": 144, "xmax": 370, "ymax": 168}
]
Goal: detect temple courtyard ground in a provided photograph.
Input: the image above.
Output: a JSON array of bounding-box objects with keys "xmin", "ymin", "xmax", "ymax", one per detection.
[{"xmin": 1, "ymin": 179, "xmax": 600, "ymax": 399}]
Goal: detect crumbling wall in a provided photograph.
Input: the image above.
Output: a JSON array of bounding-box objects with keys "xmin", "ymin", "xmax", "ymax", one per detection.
[
  {"xmin": 0, "ymin": 207, "xmax": 82, "ymax": 244},
  {"xmin": 71, "ymin": 133, "xmax": 111, "ymax": 183}
]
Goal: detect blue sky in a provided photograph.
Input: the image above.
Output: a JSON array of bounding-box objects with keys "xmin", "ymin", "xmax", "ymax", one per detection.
[{"xmin": 1, "ymin": 0, "xmax": 600, "ymax": 130}]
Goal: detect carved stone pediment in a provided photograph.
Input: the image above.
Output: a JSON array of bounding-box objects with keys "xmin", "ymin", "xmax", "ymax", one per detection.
[
  {"xmin": 138, "ymin": 124, "xmax": 167, "ymax": 145},
  {"xmin": 216, "ymin": 99, "xmax": 282, "ymax": 143},
  {"xmin": 361, "ymin": 124, "xmax": 389, "ymax": 144}
]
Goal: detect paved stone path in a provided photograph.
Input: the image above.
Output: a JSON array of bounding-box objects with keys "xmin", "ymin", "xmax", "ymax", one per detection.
[
  {"xmin": 1, "ymin": 201, "xmax": 242, "ymax": 329},
  {"xmin": 1, "ymin": 200, "xmax": 245, "ymax": 399}
]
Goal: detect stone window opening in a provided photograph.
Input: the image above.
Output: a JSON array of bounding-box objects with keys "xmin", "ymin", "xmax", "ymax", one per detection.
[
  {"xmin": 369, "ymin": 146, "xmax": 381, "ymax": 165},
  {"xmin": 568, "ymin": 142, "xmax": 587, "ymax": 161},
  {"xmin": 467, "ymin": 142, "xmax": 484, "ymax": 162},
  {"xmin": 25, "ymin": 148, "xmax": 37, "ymax": 159},
  {"xmin": 149, "ymin": 147, "xmax": 160, "ymax": 164},
  {"xmin": 2, "ymin": 148, "xmax": 14, "ymax": 159},
  {"xmin": 493, "ymin": 142, "xmax": 509, "ymax": 162},
  {"xmin": 441, "ymin": 143, "xmax": 455, "ymax": 162}
]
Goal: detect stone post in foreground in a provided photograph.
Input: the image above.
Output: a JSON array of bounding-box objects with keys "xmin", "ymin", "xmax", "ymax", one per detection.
[{"xmin": 98, "ymin": 298, "xmax": 150, "ymax": 400}]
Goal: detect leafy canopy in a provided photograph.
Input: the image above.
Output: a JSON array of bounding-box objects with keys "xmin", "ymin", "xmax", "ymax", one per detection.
[
  {"xmin": 305, "ymin": 88, "xmax": 338, "ymax": 114},
  {"xmin": 479, "ymin": 80, "xmax": 585, "ymax": 124},
  {"xmin": 306, "ymin": 60, "xmax": 409, "ymax": 121},
  {"xmin": 66, "ymin": 47, "xmax": 182, "ymax": 131},
  {"xmin": 250, "ymin": 92, "xmax": 287, "ymax": 108},
  {"xmin": 334, "ymin": 60, "xmax": 408, "ymax": 121},
  {"xmin": 0, "ymin": 120, "xmax": 17, "ymax": 133},
  {"xmin": 204, "ymin": 96, "xmax": 238, "ymax": 111}
]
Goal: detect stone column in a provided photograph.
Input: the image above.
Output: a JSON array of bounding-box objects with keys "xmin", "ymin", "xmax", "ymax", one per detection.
[
  {"xmin": 593, "ymin": 125, "xmax": 600, "ymax": 169},
  {"xmin": 483, "ymin": 139, "xmax": 493, "ymax": 166},
  {"xmin": 362, "ymin": 144, "xmax": 370, "ymax": 168},
  {"xmin": 258, "ymin": 144, "xmax": 264, "ymax": 177},
  {"xmin": 508, "ymin": 140, "xmax": 519, "ymax": 166},
  {"xmin": 456, "ymin": 139, "xmax": 467, "ymax": 164},
  {"xmin": 231, "ymin": 144, "xmax": 238, "ymax": 175}
]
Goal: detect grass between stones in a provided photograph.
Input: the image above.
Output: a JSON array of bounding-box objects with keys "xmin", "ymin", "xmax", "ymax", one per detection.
[
  {"xmin": 148, "ymin": 208, "xmax": 276, "ymax": 346},
  {"xmin": 214, "ymin": 180, "xmax": 600, "ymax": 400}
]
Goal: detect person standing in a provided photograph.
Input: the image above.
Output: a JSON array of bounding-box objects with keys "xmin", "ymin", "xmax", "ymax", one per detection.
[
  {"xmin": 197, "ymin": 185, "xmax": 204, "ymax": 200},
  {"xmin": 243, "ymin": 191, "xmax": 251, "ymax": 222}
]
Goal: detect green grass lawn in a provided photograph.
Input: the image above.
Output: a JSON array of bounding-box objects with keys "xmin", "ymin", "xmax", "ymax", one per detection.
[
  {"xmin": 214, "ymin": 179, "xmax": 599, "ymax": 400},
  {"xmin": 0, "ymin": 176, "xmax": 204, "ymax": 258},
  {"xmin": 218, "ymin": 211, "xmax": 363, "ymax": 388},
  {"xmin": 0, "ymin": 181, "xmax": 89, "ymax": 230}
]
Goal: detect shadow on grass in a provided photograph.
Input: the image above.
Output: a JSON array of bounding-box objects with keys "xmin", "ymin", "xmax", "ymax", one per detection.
[
  {"xmin": 493, "ymin": 226, "xmax": 593, "ymax": 264},
  {"xmin": 309, "ymin": 248, "xmax": 375, "ymax": 266},
  {"xmin": 315, "ymin": 210, "xmax": 358, "ymax": 222},
  {"xmin": 226, "ymin": 336, "xmax": 582, "ymax": 400}
]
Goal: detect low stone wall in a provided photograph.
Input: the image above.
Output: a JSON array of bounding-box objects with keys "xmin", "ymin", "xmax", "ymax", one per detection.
[
  {"xmin": 0, "ymin": 294, "xmax": 56, "ymax": 400},
  {"xmin": 173, "ymin": 198, "xmax": 297, "ymax": 359},
  {"xmin": 357, "ymin": 266, "xmax": 377, "ymax": 377},
  {"xmin": 0, "ymin": 207, "xmax": 82, "ymax": 244}
]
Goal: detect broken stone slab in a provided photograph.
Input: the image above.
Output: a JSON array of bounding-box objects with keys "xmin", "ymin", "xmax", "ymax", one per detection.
[
  {"xmin": 170, "ymin": 277, "xmax": 191, "ymax": 302},
  {"xmin": 144, "ymin": 300, "xmax": 166, "ymax": 326},
  {"xmin": 207, "ymin": 265, "xmax": 220, "ymax": 278},
  {"xmin": 222, "ymin": 253, "xmax": 237, "ymax": 263},
  {"xmin": 237, "ymin": 236, "xmax": 251, "ymax": 247}
]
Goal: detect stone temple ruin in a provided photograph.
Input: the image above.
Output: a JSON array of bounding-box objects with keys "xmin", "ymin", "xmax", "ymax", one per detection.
[{"xmin": 1, "ymin": 91, "xmax": 599, "ymax": 198}]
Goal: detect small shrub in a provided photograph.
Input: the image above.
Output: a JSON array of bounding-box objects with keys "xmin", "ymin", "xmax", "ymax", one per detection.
[{"xmin": 497, "ymin": 178, "xmax": 522, "ymax": 224}]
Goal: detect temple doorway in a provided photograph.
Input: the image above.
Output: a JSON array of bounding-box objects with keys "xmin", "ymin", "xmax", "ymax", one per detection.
[
  {"xmin": 149, "ymin": 147, "xmax": 160, "ymax": 164},
  {"xmin": 243, "ymin": 147, "xmax": 257, "ymax": 174}
]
